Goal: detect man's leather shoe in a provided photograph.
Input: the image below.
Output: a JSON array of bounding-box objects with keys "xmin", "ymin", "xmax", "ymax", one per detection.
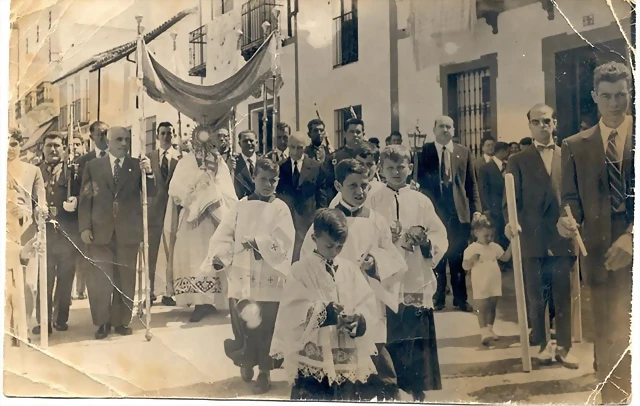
[
  {"xmin": 252, "ymin": 371, "xmax": 271, "ymax": 395},
  {"xmin": 54, "ymin": 322, "xmax": 68, "ymax": 331},
  {"xmin": 456, "ymin": 302, "xmax": 474, "ymax": 312},
  {"xmin": 555, "ymin": 347, "xmax": 579, "ymax": 369},
  {"xmin": 114, "ymin": 326, "xmax": 133, "ymax": 336},
  {"xmin": 161, "ymin": 296, "xmax": 176, "ymax": 306},
  {"xmin": 32, "ymin": 324, "xmax": 53, "ymax": 335},
  {"xmin": 434, "ymin": 303, "xmax": 445, "ymax": 311},
  {"xmin": 240, "ymin": 366, "xmax": 254, "ymax": 382},
  {"xmin": 95, "ymin": 324, "xmax": 111, "ymax": 340}
]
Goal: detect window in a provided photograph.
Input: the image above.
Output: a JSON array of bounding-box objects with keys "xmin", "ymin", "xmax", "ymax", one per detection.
[
  {"xmin": 442, "ymin": 54, "xmax": 497, "ymax": 157},
  {"xmin": 59, "ymin": 105, "xmax": 68, "ymax": 129},
  {"xmin": 145, "ymin": 116, "xmax": 157, "ymax": 154},
  {"xmin": 334, "ymin": 105, "xmax": 362, "ymax": 148},
  {"xmin": 188, "ymin": 25, "xmax": 207, "ymax": 77},
  {"xmin": 333, "ymin": 0, "xmax": 358, "ymax": 67},
  {"xmin": 49, "ymin": 11, "xmax": 52, "ymax": 29},
  {"xmin": 36, "ymin": 25, "xmax": 39, "ymax": 43},
  {"xmin": 240, "ymin": 0, "xmax": 278, "ymax": 61}
]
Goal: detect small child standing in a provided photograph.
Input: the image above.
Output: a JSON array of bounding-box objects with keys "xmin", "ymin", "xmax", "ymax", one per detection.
[
  {"xmin": 271, "ymin": 208, "xmax": 379, "ymax": 401},
  {"xmin": 462, "ymin": 216, "xmax": 512, "ymax": 346},
  {"xmin": 202, "ymin": 158, "xmax": 296, "ymax": 395}
]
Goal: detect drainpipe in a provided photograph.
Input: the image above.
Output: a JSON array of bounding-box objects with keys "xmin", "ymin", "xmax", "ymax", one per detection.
[
  {"xmin": 97, "ymin": 67, "xmax": 101, "ymax": 120},
  {"xmin": 389, "ymin": 0, "xmax": 399, "ymax": 132}
]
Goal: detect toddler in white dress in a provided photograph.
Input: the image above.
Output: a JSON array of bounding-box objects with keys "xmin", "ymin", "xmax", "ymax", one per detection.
[{"xmin": 462, "ymin": 216, "xmax": 511, "ymax": 346}]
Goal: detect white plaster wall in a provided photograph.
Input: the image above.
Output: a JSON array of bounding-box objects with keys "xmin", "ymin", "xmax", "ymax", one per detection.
[{"xmin": 397, "ymin": 0, "xmax": 633, "ymax": 143}]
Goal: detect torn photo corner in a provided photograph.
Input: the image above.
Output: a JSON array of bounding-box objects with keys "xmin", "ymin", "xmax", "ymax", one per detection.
[{"xmin": 3, "ymin": 0, "xmax": 637, "ymax": 404}]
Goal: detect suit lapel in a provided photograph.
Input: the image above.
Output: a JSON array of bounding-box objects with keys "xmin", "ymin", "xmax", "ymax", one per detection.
[
  {"xmin": 550, "ymin": 147, "xmax": 562, "ymax": 206},
  {"xmin": 451, "ymin": 144, "xmax": 461, "ymax": 180},
  {"xmin": 522, "ymin": 147, "xmax": 554, "ymax": 212},
  {"xmin": 298, "ymin": 159, "xmax": 312, "ymax": 187},
  {"xmin": 99, "ymin": 157, "xmax": 116, "ymax": 194},
  {"xmin": 169, "ymin": 157, "xmax": 178, "ymax": 182},
  {"xmin": 115, "ymin": 156, "xmax": 133, "ymax": 194},
  {"xmin": 584, "ymin": 125, "xmax": 608, "ymax": 190}
]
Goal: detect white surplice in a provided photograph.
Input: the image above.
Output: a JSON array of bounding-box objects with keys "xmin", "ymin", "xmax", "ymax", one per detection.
[
  {"xmin": 368, "ymin": 185, "xmax": 448, "ymax": 308},
  {"xmin": 270, "ymin": 253, "xmax": 379, "ymax": 385},
  {"xmin": 202, "ymin": 197, "xmax": 295, "ymax": 302},
  {"xmin": 301, "ymin": 206, "xmax": 407, "ymax": 344}
]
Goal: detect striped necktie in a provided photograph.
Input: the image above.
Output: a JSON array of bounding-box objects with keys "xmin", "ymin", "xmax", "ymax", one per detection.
[
  {"xmin": 605, "ymin": 130, "xmax": 624, "ymax": 211},
  {"xmin": 114, "ymin": 158, "xmax": 122, "ymax": 185}
]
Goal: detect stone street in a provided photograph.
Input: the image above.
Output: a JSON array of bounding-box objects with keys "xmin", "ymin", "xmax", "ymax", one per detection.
[{"xmin": 4, "ymin": 271, "xmax": 600, "ymax": 403}]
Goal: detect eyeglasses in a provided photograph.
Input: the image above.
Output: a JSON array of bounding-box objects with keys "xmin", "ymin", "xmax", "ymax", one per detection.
[{"xmin": 530, "ymin": 118, "xmax": 553, "ymax": 126}]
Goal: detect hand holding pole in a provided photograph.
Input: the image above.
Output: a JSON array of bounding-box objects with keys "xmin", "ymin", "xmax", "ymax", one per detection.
[{"xmin": 564, "ymin": 205, "xmax": 588, "ymax": 256}]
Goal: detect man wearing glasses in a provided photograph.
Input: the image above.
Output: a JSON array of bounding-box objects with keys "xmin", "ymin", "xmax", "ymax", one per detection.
[{"xmin": 504, "ymin": 104, "xmax": 577, "ymax": 370}]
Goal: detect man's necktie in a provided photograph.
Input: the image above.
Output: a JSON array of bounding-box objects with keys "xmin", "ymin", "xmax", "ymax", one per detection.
[
  {"xmin": 248, "ymin": 159, "xmax": 254, "ymax": 176},
  {"xmin": 501, "ymin": 161, "xmax": 506, "ymax": 174},
  {"xmin": 325, "ymin": 260, "xmax": 337, "ymax": 279},
  {"xmin": 293, "ymin": 161, "xmax": 300, "ymax": 186},
  {"xmin": 114, "ymin": 158, "xmax": 122, "ymax": 185},
  {"xmin": 161, "ymin": 151, "xmax": 169, "ymax": 180},
  {"xmin": 99, "ymin": 150, "xmax": 106, "ymax": 158},
  {"xmin": 606, "ymin": 130, "xmax": 624, "ymax": 211},
  {"xmin": 440, "ymin": 146, "xmax": 450, "ymax": 186}
]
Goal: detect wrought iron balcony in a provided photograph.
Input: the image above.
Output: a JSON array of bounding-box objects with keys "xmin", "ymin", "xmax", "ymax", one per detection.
[
  {"xmin": 241, "ymin": 0, "xmax": 278, "ymax": 62},
  {"xmin": 35, "ymin": 81, "xmax": 54, "ymax": 107},
  {"xmin": 333, "ymin": 10, "xmax": 358, "ymax": 67},
  {"xmin": 477, "ymin": 0, "xmax": 554, "ymax": 34},
  {"xmin": 189, "ymin": 25, "xmax": 207, "ymax": 77}
]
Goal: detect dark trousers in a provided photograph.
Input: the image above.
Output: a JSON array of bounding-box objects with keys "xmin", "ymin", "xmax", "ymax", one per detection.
[
  {"xmin": 148, "ymin": 225, "xmax": 163, "ymax": 298},
  {"xmin": 433, "ymin": 217, "xmax": 470, "ymax": 306},
  {"xmin": 523, "ymin": 256, "xmax": 575, "ymax": 350},
  {"xmin": 291, "ymin": 374, "xmax": 360, "ymax": 401},
  {"xmin": 225, "ymin": 299, "xmax": 280, "ymax": 371},
  {"xmin": 35, "ymin": 240, "xmax": 76, "ymax": 325},
  {"xmin": 590, "ymin": 214, "xmax": 631, "ymax": 404},
  {"xmin": 85, "ymin": 238, "xmax": 139, "ymax": 327},
  {"xmin": 359, "ymin": 343, "xmax": 398, "ymax": 400}
]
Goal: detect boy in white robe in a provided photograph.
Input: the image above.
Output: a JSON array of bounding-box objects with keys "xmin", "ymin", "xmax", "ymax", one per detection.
[
  {"xmin": 202, "ymin": 158, "xmax": 295, "ymax": 395},
  {"xmin": 271, "ymin": 208, "xmax": 379, "ymax": 401},
  {"xmin": 368, "ymin": 145, "xmax": 448, "ymax": 400},
  {"xmin": 329, "ymin": 142, "xmax": 384, "ymax": 208},
  {"xmin": 301, "ymin": 159, "xmax": 408, "ymax": 400}
]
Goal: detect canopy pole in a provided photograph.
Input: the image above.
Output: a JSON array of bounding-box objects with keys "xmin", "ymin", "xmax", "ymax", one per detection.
[
  {"xmin": 271, "ymin": 8, "xmax": 281, "ymax": 148},
  {"xmin": 135, "ymin": 15, "xmax": 152, "ymax": 342}
]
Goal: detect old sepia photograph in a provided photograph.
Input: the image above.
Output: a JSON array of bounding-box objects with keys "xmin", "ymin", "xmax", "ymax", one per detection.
[{"xmin": 3, "ymin": 0, "xmax": 636, "ymax": 404}]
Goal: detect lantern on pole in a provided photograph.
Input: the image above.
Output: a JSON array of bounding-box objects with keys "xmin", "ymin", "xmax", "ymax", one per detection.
[{"xmin": 407, "ymin": 120, "xmax": 427, "ymax": 182}]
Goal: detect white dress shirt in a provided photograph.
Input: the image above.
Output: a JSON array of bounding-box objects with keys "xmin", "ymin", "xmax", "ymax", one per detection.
[
  {"xmin": 95, "ymin": 146, "xmax": 108, "ymax": 158},
  {"xmin": 291, "ymin": 155, "xmax": 304, "ymax": 175},
  {"xmin": 108, "ymin": 153, "xmax": 124, "ymax": 177},
  {"xmin": 599, "ymin": 116, "xmax": 630, "ymax": 154},
  {"xmin": 491, "ymin": 156, "xmax": 505, "ymax": 173},
  {"xmin": 483, "ymin": 153, "xmax": 492, "ymax": 163},
  {"xmin": 533, "ymin": 140, "xmax": 555, "ymax": 175}
]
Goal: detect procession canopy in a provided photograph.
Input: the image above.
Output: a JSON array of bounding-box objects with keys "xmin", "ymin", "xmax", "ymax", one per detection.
[{"xmin": 140, "ymin": 31, "xmax": 279, "ymax": 130}]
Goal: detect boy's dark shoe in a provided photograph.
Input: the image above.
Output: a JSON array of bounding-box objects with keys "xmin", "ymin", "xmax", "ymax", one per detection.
[
  {"xmin": 95, "ymin": 324, "xmax": 111, "ymax": 340},
  {"xmin": 240, "ymin": 367, "xmax": 254, "ymax": 382},
  {"xmin": 114, "ymin": 325, "xmax": 132, "ymax": 336},
  {"xmin": 54, "ymin": 322, "xmax": 68, "ymax": 331}
]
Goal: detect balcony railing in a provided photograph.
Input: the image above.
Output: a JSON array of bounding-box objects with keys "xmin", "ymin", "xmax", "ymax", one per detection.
[
  {"xmin": 36, "ymin": 82, "xmax": 54, "ymax": 106},
  {"xmin": 241, "ymin": 0, "xmax": 278, "ymax": 62},
  {"xmin": 15, "ymin": 101, "xmax": 22, "ymax": 120},
  {"xmin": 333, "ymin": 10, "xmax": 358, "ymax": 67},
  {"xmin": 24, "ymin": 92, "xmax": 35, "ymax": 114},
  {"xmin": 189, "ymin": 25, "xmax": 207, "ymax": 77}
]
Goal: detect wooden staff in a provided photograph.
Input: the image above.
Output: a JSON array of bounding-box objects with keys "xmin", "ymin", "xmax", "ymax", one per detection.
[
  {"xmin": 36, "ymin": 206, "xmax": 48, "ymax": 348},
  {"xmin": 261, "ymin": 21, "xmax": 271, "ymax": 155},
  {"xmin": 229, "ymin": 106, "xmax": 237, "ymax": 154},
  {"xmin": 135, "ymin": 15, "xmax": 152, "ymax": 342},
  {"xmin": 66, "ymin": 84, "xmax": 75, "ymax": 199},
  {"xmin": 271, "ymin": 8, "xmax": 281, "ymax": 148},
  {"xmin": 504, "ymin": 174, "xmax": 531, "ymax": 372},
  {"xmin": 564, "ymin": 205, "xmax": 585, "ymax": 342}
]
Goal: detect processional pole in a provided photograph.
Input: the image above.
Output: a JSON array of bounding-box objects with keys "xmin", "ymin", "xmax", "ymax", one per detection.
[
  {"xmin": 135, "ymin": 15, "xmax": 153, "ymax": 342},
  {"xmin": 36, "ymin": 203, "xmax": 48, "ymax": 348},
  {"xmin": 271, "ymin": 7, "xmax": 281, "ymax": 149},
  {"xmin": 261, "ymin": 20, "xmax": 271, "ymax": 155},
  {"xmin": 66, "ymin": 84, "xmax": 76, "ymax": 199},
  {"xmin": 170, "ymin": 32, "xmax": 183, "ymax": 146}
]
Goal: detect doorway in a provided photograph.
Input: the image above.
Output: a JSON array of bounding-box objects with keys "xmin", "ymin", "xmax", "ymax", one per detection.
[{"xmin": 553, "ymin": 39, "xmax": 628, "ymax": 141}]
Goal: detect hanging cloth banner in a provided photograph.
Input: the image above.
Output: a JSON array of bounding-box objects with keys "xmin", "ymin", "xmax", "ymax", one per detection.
[{"xmin": 140, "ymin": 32, "xmax": 280, "ymax": 129}]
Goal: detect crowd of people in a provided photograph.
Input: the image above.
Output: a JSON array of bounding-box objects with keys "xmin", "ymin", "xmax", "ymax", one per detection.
[{"xmin": 5, "ymin": 61, "xmax": 632, "ymax": 404}]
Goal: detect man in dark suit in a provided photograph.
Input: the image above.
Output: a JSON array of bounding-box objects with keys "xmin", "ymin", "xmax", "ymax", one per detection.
[
  {"xmin": 473, "ymin": 135, "xmax": 495, "ymax": 179},
  {"xmin": 505, "ymin": 104, "xmax": 577, "ymax": 369},
  {"xmin": 478, "ymin": 141, "xmax": 510, "ymax": 248},
  {"xmin": 276, "ymin": 131, "xmax": 328, "ymax": 261},
  {"xmin": 557, "ymin": 62, "xmax": 633, "ymax": 404},
  {"xmin": 147, "ymin": 122, "xmax": 179, "ymax": 306},
  {"xmin": 323, "ymin": 118, "xmax": 366, "ymax": 203},
  {"xmin": 265, "ymin": 122, "xmax": 290, "ymax": 165},
  {"xmin": 32, "ymin": 133, "xmax": 82, "ymax": 335},
  {"xmin": 233, "ymin": 130, "xmax": 258, "ymax": 199},
  {"xmin": 79, "ymin": 127, "xmax": 157, "ymax": 339},
  {"xmin": 417, "ymin": 115, "xmax": 481, "ymax": 312},
  {"xmin": 75, "ymin": 121, "xmax": 109, "ymax": 181}
]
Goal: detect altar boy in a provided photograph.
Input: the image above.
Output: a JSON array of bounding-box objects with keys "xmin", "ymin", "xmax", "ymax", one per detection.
[
  {"xmin": 202, "ymin": 158, "xmax": 295, "ymax": 395},
  {"xmin": 271, "ymin": 208, "xmax": 380, "ymax": 401},
  {"xmin": 301, "ymin": 159, "xmax": 408, "ymax": 400},
  {"xmin": 368, "ymin": 145, "xmax": 447, "ymax": 400}
]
